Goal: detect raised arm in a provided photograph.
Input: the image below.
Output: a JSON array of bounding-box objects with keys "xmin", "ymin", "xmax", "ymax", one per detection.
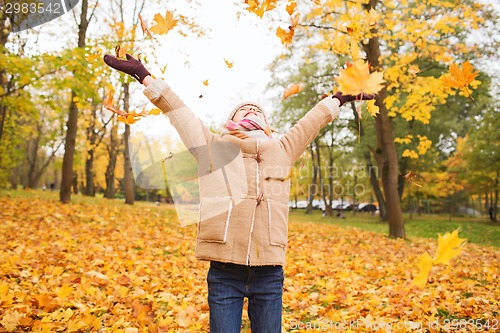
[
  {"xmin": 103, "ymin": 54, "xmax": 215, "ymax": 149},
  {"xmin": 280, "ymin": 92, "xmax": 373, "ymax": 163}
]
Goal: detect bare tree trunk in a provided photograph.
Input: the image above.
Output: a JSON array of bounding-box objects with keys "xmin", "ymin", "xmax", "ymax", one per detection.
[
  {"xmin": 105, "ymin": 122, "xmax": 120, "ymax": 199},
  {"xmin": 84, "ymin": 151, "xmax": 95, "ymax": 196},
  {"xmin": 364, "ymin": 0, "xmax": 405, "ymax": 237},
  {"xmin": 60, "ymin": 0, "xmax": 91, "ymax": 203},
  {"xmin": 306, "ymin": 143, "xmax": 318, "ymax": 215},
  {"xmin": 323, "ymin": 144, "xmax": 334, "ymax": 217},
  {"xmin": 365, "ymin": 152, "xmax": 386, "ymax": 220},
  {"xmin": 122, "ymin": 83, "xmax": 134, "ymax": 204},
  {"xmin": 493, "ymin": 171, "xmax": 498, "ymax": 222}
]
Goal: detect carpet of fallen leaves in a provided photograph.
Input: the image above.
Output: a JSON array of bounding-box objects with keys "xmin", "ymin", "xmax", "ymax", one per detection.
[{"xmin": 0, "ymin": 196, "xmax": 498, "ymax": 333}]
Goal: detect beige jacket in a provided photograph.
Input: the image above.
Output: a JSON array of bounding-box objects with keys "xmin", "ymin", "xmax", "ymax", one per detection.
[{"xmin": 144, "ymin": 79, "xmax": 340, "ymax": 266}]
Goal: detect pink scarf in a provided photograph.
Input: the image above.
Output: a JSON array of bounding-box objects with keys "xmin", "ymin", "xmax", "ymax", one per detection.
[{"xmin": 224, "ymin": 115, "xmax": 272, "ymax": 140}]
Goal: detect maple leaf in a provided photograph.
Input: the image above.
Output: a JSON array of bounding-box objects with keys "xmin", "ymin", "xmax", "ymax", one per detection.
[
  {"xmin": 286, "ymin": 1, "xmax": 297, "ymax": 15},
  {"xmin": 276, "ymin": 26, "xmax": 295, "ymax": 46},
  {"xmin": 403, "ymin": 171, "xmax": 422, "ymax": 187},
  {"xmin": 203, "ymin": 79, "xmax": 209, "ymax": 86},
  {"xmin": 147, "ymin": 108, "xmax": 162, "ymax": 116},
  {"xmin": 138, "ymin": 14, "xmax": 154, "ymax": 39},
  {"xmin": 412, "ymin": 252, "xmax": 433, "ymax": 288},
  {"xmin": 115, "ymin": 44, "xmax": 127, "ymax": 58},
  {"xmin": 335, "ymin": 60, "xmax": 385, "ymax": 95},
  {"xmin": 441, "ymin": 61, "xmax": 479, "ymax": 99},
  {"xmin": 283, "ymin": 83, "xmax": 304, "ymax": 99},
  {"xmin": 290, "ymin": 13, "xmax": 300, "ymax": 29},
  {"xmin": 103, "ymin": 91, "xmax": 126, "ymax": 116},
  {"xmin": 433, "ymin": 229, "xmax": 466, "ymax": 265},
  {"xmin": 224, "ymin": 58, "xmax": 234, "ymax": 68},
  {"xmin": 150, "ymin": 11, "xmax": 178, "ymax": 36}
]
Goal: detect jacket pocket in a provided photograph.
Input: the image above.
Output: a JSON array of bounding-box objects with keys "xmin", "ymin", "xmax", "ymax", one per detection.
[
  {"xmin": 267, "ymin": 200, "xmax": 289, "ymax": 248},
  {"xmin": 197, "ymin": 197, "xmax": 233, "ymax": 243}
]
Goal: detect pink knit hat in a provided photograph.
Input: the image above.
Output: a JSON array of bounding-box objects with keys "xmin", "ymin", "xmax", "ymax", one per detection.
[{"xmin": 227, "ymin": 102, "xmax": 267, "ymax": 122}]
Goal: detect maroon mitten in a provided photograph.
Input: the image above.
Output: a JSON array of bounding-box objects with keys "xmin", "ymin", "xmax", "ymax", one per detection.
[
  {"xmin": 333, "ymin": 91, "xmax": 374, "ymax": 106},
  {"xmin": 103, "ymin": 54, "xmax": 151, "ymax": 83}
]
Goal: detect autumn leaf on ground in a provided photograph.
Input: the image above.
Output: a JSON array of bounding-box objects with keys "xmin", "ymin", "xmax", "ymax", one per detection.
[
  {"xmin": 138, "ymin": 14, "xmax": 154, "ymax": 39},
  {"xmin": 283, "ymin": 83, "xmax": 304, "ymax": 99},
  {"xmin": 335, "ymin": 60, "xmax": 385, "ymax": 95},
  {"xmin": 224, "ymin": 58, "xmax": 233, "ymax": 68},
  {"xmin": 441, "ymin": 61, "xmax": 479, "ymax": 99},
  {"xmin": 150, "ymin": 11, "xmax": 178, "ymax": 36}
]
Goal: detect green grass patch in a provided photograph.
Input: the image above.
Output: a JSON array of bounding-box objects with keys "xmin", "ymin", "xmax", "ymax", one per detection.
[{"xmin": 288, "ymin": 209, "xmax": 500, "ymax": 248}]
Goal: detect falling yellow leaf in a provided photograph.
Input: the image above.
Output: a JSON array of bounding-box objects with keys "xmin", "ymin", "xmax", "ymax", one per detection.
[
  {"xmin": 283, "ymin": 83, "xmax": 304, "ymax": 99},
  {"xmin": 433, "ymin": 230, "xmax": 466, "ymax": 265},
  {"xmin": 115, "ymin": 44, "xmax": 127, "ymax": 58},
  {"xmin": 203, "ymin": 79, "xmax": 209, "ymax": 86},
  {"xmin": 150, "ymin": 11, "xmax": 178, "ymax": 35},
  {"xmin": 286, "ymin": 1, "xmax": 297, "ymax": 15},
  {"xmin": 290, "ymin": 12, "xmax": 300, "ymax": 29},
  {"xmin": 403, "ymin": 171, "xmax": 422, "ymax": 187},
  {"xmin": 118, "ymin": 114, "xmax": 141, "ymax": 125},
  {"xmin": 441, "ymin": 61, "xmax": 479, "ymax": 99},
  {"xmin": 147, "ymin": 108, "xmax": 162, "ymax": 116},
  {"xmin": 160, "ymin": 64, "xmax": 168, "ymax": 74},
  {"xmin": 412, "ymin": 252, "xmax": 433, "ymax": 288},
  {"xmin": 335, "ymin": 60, "xmax": 385, "ymax": 95},
  {"xmin": 276, "ymin": 26, "xmax": 295, "ymax": 46},
  {"xmin": 224, "ymin": 58, "xmax": 233, "ymax": 68},
  {"xmin": 138, "ymin": 14, "xmax": 154, "ymax": 39}
]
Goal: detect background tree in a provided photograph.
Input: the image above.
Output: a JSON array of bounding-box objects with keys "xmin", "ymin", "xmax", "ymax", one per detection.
[
  {"xmin": 261, "ymin": 0, "xmax": 498, "ymax": 237},
  {"xmin": 60, "ymin": 0, "xmax": 99, "ymax": 203}
]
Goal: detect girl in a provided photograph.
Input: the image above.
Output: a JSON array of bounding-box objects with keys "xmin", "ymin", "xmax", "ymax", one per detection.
[{"xmin": 104, "ymin": 53, "xmax": 372, "ymax": 333}]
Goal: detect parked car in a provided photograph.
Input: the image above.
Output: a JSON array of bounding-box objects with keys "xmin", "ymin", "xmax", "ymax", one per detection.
[
  {"xmin": 334, "ymin": 202, "xmax": 351, "ymax": 211},
  {"xmin": 358, "ymin": 203, "xmax": 378, "ymax": 212}
]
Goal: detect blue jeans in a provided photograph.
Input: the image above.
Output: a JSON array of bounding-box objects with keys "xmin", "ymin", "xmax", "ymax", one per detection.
[{"xmin": 207, "ymin": 261, "xmax": 284, "ymax": 333}]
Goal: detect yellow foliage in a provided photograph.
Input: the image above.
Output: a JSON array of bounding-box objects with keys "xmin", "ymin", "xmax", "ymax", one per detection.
[
  {"xmin": 402, "ymin": 149, "xmax": 419, "ymax": 159},
  {"xmin": 416, "ymin": 135, "xmax": 432, "ymax": 155}
]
